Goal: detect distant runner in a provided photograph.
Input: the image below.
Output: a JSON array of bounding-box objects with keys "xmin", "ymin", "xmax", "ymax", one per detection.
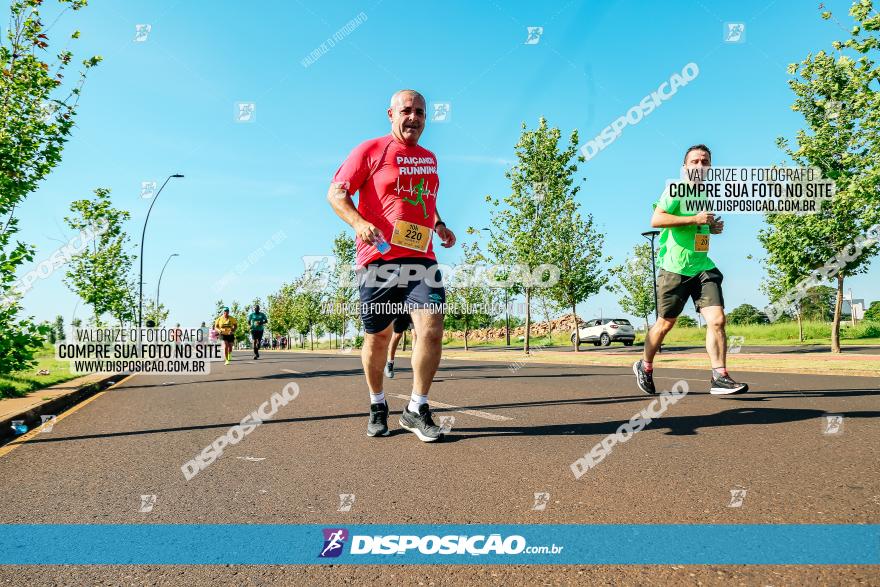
[
  {"xmin": 213, "ymin": 307, "xmax": 237, "ymax": 365},
  {"xmin": 248, "ymin": 304, "xmax": 268, "ymax": 359},
  {"xmin": 327, "ymin": 89, "xmax": 456, "ymax": 442},
  {"xmin": 384, "ymin": 314, "xmax": 415, "ymax": 379},
  {"xmin": 633, "ymin": 144, "xmax": 749, "ymax": 396}
]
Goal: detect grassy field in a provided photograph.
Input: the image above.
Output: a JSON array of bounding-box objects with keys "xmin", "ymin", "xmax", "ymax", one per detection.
[
  {"xmin": 442, "ymin": 321, "xmax": 880, "ymax": 349},
  {"xmin": 275, "ymin": 321, "xmax": 880, "ymax": 352},
  {"xmin": 0, "ymin": 346, "xmax": 78, "ymax": 399}
]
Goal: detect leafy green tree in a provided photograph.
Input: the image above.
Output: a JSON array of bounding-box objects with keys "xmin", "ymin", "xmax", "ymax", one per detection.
[
  {"xmin": 330, "ymin": 232, "xmax": 357, "ymax": 347},
  {"xmin": 801, "ymin": 286, "xmax": 835, "ymax": 321},
  {"xmin": 230, "ymin": 300, "xmax": 248, "ymax": 345},
  {"xmin": 445, "ymin": 242, "xmax": 498, "ymax": 350},
  {"xmin": 727, "ymin": 304, "xmax": 769, "ymax": 325},
  {"xmin": 54, "ymin": 315, "xmax": 65, "ymax": 341},
  {"xmin": 763, "ymin": 1, "xmax": 880, "ymax": 353},
  {"xmin": 483, "ymin": 118, "xmax": 592, "ymax": 353},
  {"xmin": 759, "ymin": 260, "xmax": 808, "ymax": 341},
  {"xmin": 0, "ymin": 0, "xmax": 100, "ymax": 374},
  {"xmin": 676, "ymin": 315, "xmax": 698, "ymax": 328},
  {"xmin": 143, "ymin": 298, "xmax": 169, "ymax": 326},
  {"xmin": 44, "ymin": 320, "xmax": 56, "ymax": 344},
  {"xmin": 64, "ymin": 188, "xmax": 136, "ymax": 326},
  {"xmin": 863, "ymin": 300, "xmax": 880, "ymax": 321},
  {"xmin": 545, "ymin": 202, "xmax": 609, "ymax": 352},
  {"xmin": 609, "ymin": 243, "xmax": 656, "ymax": 333}
]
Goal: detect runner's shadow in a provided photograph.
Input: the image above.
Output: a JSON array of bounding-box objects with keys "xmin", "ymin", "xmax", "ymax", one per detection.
[
  {"xmin": 441, "ymin": 407, "xmax": 880, "ymax": 442},
  {"xmin": 721, "ymin": 388, "xmax": 880, "ymax": 401}
]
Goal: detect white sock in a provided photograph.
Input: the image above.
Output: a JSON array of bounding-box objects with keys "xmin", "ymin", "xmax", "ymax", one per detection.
[
  {"xmin": 370, "ymin": 391, "xmax": 385, "ymax": 405},
  {"xmin": 407, "ymin": 392, "xmax": 428, "ymax": 413}
]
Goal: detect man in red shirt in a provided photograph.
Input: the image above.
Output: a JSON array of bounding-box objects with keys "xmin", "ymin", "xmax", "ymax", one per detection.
[{"xmin": 328, "ymin": 89, "xmax": 456, "ymax": 442}]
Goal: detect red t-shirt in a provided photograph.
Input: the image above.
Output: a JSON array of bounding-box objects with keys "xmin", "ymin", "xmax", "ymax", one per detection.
[{"xmin": 332, "ymin": 135, "xmax": 440, "ymax": 268}]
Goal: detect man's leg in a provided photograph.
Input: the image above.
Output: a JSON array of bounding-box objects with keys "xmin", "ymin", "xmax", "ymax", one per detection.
[
  {"xmin": 387, "ymin": 331, "xmax": 404, "ymax": 362},
  {"xmin": 409, "ymin": 309, "xmax": 443, "ymax": 399},
  {"xmin": 362, "ymin": 322, "xmax": 393, "ymax": 438},
  {"xmin": 700, "ymin": 305, "xmax": 726, "ymax": 370},
  {"xmin": 643, "ymin": 317, "xmax": 677, "ymax": 364},
  {"xmin": 362, "ymin": 323, "xmax": 393, "ymax": 393}
]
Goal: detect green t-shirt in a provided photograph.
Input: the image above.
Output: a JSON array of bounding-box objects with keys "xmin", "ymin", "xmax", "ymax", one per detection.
[
  {"xmin": 653, "ymin": 188, "xmax": 715, "ymax": 277},
  {"xmin": 248, "ymin": 311, "xmax": 268, "ymax": 331}
]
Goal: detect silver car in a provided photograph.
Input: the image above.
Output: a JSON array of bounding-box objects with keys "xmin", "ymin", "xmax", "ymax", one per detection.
[{"xmin": 571, "ymin": 318, "xmax": 636, "ymax": 347}]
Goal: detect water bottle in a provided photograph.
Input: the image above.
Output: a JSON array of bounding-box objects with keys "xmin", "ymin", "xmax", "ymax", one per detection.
[
  {"xmin": 375, "ymin": 235, "xmax": 391, "ymax": 254},
  {"xmin": 11, "ymin": 421, "xmax": 27, "ymax": 435}
]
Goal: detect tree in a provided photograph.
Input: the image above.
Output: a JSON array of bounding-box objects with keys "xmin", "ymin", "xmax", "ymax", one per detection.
[
  {"xmin": 0, "ymin": 0, "xmax": 100, "ymax": 374},
  {"xmin": 230, "ymin": 300, "xmax": 248, "ymax": 345},
  {"xmin": 143, "ymin": 298, "xmax": 169, "ymax": 326},
  {"xmin": 330, "ymin": 232, "xmax": 357, "ymax": 347},
  {"xmin": 609, "ymin": 243, "xmax": 656, "ymax": 333},
  {"xmin": 863, "ymin": 300, "xmax": 880, "ymax": 321},
  {"xmin": 763, "ymin": 1, "xmax": 880, "ymax": 353},
  {"xmin": 483, "ymin": 118, "xmax": 592, "ymax": 353},
  {"xmin": 801, "ymin": 286, "xmax": 835, "ymax": 321},
  {"xmin": 54, "ymin": 315, "xmax": 65, "ymax": 341},
  {"xmin": 727, "ymin": 304, "xmax": 769, "ymax": 325},
  {"xmin": 444, "ymin": 242, "xmax": 497, "ymax": 350},
  {"xmin": 760, "ymin": 260, "xmax": 808, "ymax": 341},
  {"xmin": 676, "ymin": 315, "xmax": 698, "ymax": 328},
  {"xmin": 546, "ymin": 203, "xmax": 609, "ymax": 352},
  {"xmin": 64, "ymin": 188, "xmax": 137, "ymax": 326}
]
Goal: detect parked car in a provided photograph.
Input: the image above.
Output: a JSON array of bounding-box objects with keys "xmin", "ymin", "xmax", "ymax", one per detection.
[{"xmin": 571, "ymin": 318, "xmax": 635, "ymax": 347}]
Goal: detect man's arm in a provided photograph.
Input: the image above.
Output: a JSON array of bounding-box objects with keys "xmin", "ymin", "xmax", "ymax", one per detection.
[
  {"xmin": 651, "ymin": 208, "xmax": 714, "ymax": 228},
  {"xmin": 327, "ymin": 184, "xmax": 383, "ymax": 245},
  {"xmin": 433, "ymin": 210, "xmax": 456, "ymax": 248}
]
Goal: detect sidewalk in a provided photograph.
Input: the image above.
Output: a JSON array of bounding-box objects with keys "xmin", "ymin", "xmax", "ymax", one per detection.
[{"xmin": 0, "ymin": 372, "xmax": 121, "ymax": 443}]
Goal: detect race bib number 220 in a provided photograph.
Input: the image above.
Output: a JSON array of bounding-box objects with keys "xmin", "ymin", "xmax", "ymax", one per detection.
[{"xmin": 391, "ymin": 220, "xmax": 431, "ymax": 252}]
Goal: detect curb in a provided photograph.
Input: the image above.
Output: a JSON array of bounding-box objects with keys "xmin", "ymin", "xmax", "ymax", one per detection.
[{"xmin": 0, "ymin": 373, "xmax": 124, "ymax": 444}]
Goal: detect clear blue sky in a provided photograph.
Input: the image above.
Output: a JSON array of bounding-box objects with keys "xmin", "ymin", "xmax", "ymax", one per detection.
[{"xmin": 13, "ymin": 0, "xmax": 878, "ymax": 328}]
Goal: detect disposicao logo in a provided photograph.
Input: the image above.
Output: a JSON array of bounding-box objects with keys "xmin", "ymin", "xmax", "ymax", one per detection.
[{"xmin": 319, "ymin": 528, "xmax": 349, "ymax": 558}]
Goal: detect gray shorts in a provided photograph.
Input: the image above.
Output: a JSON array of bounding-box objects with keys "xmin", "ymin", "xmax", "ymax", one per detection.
[{"xmin": 657, "ymin": 268, "xmax": 724, "ymax": 318}]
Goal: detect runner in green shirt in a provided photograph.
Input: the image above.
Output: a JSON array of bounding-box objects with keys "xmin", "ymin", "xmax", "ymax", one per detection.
[
  {"xmin": 248, "ymin": 304, "xmax": 269, "ymax": 359},
  {"xmin": 633, "ymin": 144, "xmax": 749, "ymax": 396}
]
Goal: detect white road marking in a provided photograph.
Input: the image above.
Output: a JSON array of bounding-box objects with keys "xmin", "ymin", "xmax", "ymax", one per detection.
[
  {"xmin": 387, "ymin": 393, "xmax": 512, "ymax": 421},
  {"xmin": 281, "ymin": 368, "xmax": 302, "ymax": 374},
  {"xmin": 236, "ymin": 456, "xmax": 266, "ymax": 462}
]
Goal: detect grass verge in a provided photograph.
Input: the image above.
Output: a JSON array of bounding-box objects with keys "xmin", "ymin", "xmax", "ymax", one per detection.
[{"xmin": 0, "ymin": 346, "xmax": 78, "ymax": 399}]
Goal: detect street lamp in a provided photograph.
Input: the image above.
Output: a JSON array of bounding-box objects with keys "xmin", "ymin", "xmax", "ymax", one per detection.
[
  {"xmin": 155, "ymin": 253, "xmax": 180, "ymax": 317},
  {"xmin": 641, "ymin": 230, "xmax": 661, "ymax": 324},
  {"xmin": 138, "ymin": 174, "xmax": 183, "ymax": 327},
  {"xmin": 480, "ymin": 227, "xmax": 510, "ymax": 346}
]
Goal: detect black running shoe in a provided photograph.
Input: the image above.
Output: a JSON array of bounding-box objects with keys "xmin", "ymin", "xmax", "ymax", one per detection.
[
  {"xmin": 399, "ymin": 404, "xmax": 443, "ymax": 442},
  {"xmin": 367, "ymin": 401, "xmax": 390, "ymax": 437},
  {"xmin": 633, "ymin": 360, "xmax": 656, "ymax": 395},
  {"xmin": 710, "ymin": 374, "xmax": 749, "ymax": 395},
  {"xmin": 384, "ymin": 361, "xmax": 394, "ymax": 379}
]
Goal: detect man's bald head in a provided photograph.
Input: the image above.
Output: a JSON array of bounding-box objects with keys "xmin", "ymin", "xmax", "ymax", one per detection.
[
  {"xmin": 388, "ymin": 89, "xmax": 426, "ymax": 145},
  {"xmin": 390, "ymin": 89, "xmax": 425, "ymax": 108}
]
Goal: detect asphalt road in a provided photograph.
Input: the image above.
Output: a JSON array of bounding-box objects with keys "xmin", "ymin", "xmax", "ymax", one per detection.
[{"xmin": 0, "ymin": 351, "xmax": 877, "ymax": 585}]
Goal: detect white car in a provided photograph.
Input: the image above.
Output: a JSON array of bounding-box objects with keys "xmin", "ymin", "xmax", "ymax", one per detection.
[{"xmin": 571, "ymin": 318, "xmax": 635, "ymax": 347}]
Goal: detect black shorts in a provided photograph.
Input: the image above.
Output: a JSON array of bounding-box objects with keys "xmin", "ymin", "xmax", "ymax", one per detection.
[
  {"xmin": 358, "ymin": 257, "xmax": 445, "ymax": 334},
  {"xmin": 657, "ymin": 268, "xmax": 725, "ymax": 318},
  {"xmin": 221, "ymin": 334, "xmax": 235, "ymax": 343},
  {"xmin": 392, "ymin": 314, "xmax": 412, "ymax": 334},
  {"xmin": 251, "ymin": 330, "xmax": 264, "ymax": 341}
]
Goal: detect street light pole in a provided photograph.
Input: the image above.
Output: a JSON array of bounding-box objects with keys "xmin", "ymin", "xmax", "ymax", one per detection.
[
  {"xmin": 155, "ymin": 253, "xmax": 180, "ymax": 319},
  {"xmin": 138, "ymin": 174, "xmax": 183, "ymax": 327},
  {"xmin": 641, "ymin": 230, "xmax": 661, "ymax": 324}
]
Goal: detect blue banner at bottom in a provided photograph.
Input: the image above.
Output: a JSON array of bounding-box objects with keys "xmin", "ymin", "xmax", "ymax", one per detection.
[{"xmin": 0, "ymin": 524, "xmax": 876, "ymax": 565}]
